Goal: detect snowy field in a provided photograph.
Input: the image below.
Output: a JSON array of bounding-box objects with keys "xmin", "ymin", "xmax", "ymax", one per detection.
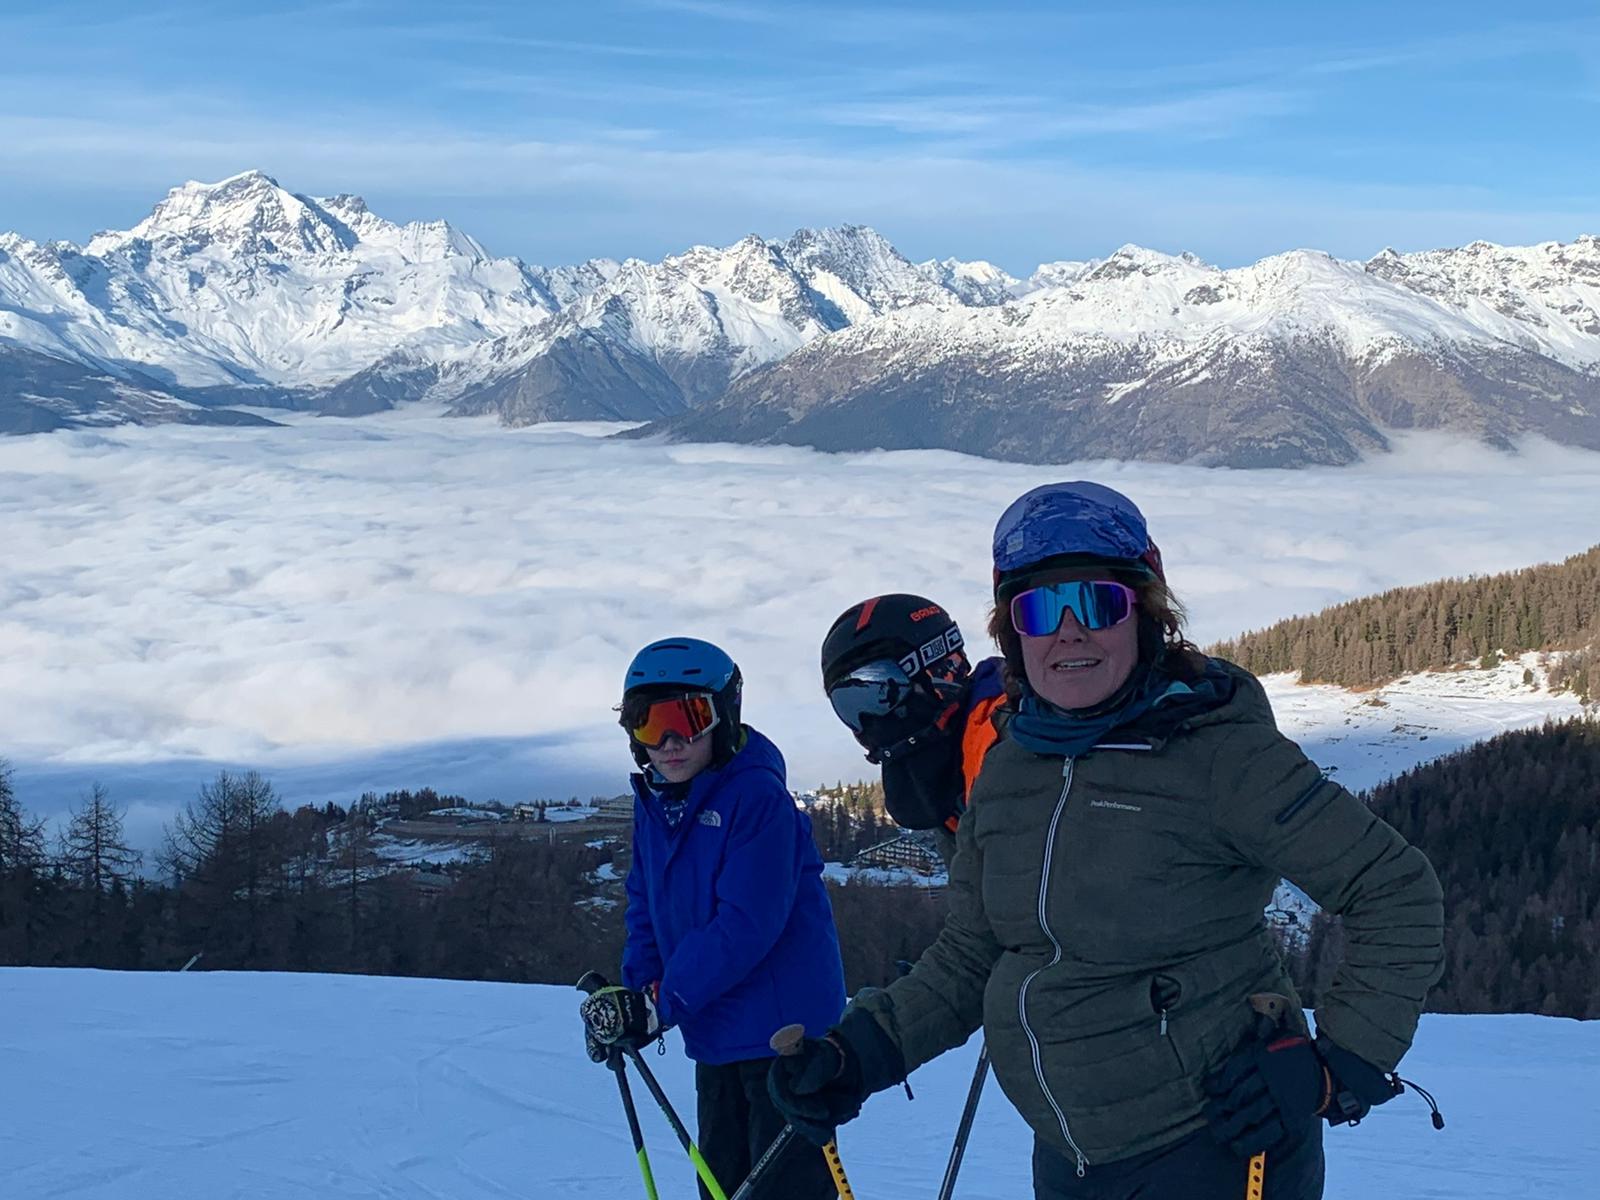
[
  {"xmin": 1262, "ymin": 652, "xmax": 1588, "ymax": 792},
  {"xmin": 3, "ymin": 412, "xmax": 1599, "ymax": 847},
  {"xmin": 2, "ymin": 967, "xmax": 1594, "ymax": 1200}
]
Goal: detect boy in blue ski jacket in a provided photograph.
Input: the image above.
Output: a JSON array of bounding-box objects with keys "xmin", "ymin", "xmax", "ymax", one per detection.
[{"xmin": 581, "ymin": 637, "xmax": 845, "ymax": 1200}]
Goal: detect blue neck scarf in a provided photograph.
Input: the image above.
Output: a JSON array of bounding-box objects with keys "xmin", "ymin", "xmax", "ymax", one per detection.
[{"xmin": 1009, "ymin": 659, "xmax": 1189, "ymax": 758}]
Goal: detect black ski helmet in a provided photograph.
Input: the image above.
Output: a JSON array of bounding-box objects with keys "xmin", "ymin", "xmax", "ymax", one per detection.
[
  {"xmin": 820, "ymin": 594, "xmax": 971, "ymax": 761},
  {"xmin": 821, "ymin": 594, "xmax": 969, "ymax": 691}
]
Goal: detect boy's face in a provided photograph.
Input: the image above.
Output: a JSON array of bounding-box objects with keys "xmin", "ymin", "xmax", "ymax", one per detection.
[{"xmin": 646, "ymin": 730, "xmax": 714, "ymax": 783}]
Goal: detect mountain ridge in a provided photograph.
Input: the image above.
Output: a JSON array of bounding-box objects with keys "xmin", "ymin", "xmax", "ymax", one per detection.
[{"xmin": 5, "ymin": 171, "xmax": 1600, "ymax": 465}]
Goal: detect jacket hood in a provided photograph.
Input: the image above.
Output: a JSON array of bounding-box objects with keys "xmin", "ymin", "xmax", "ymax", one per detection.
[
  {"xmin": 713, "ymin": 725, "xmax": 787, "ymax": 789},
  {"xmin": 1177, "ymin": 659, "xmax": 1274, "ymax": 730}
]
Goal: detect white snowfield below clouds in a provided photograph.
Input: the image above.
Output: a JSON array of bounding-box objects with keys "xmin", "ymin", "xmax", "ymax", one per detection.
[
  {"xmin": 3, "ymin": 967, "xmax": 1596, "ymax": 1200},
  {"xmin": 2, "ymin": 416, "xmax": 1597, "ymax": 841},
  {"xmin": 1262, "ymin": 653, "xmax": 1589, "ymax": 794}
]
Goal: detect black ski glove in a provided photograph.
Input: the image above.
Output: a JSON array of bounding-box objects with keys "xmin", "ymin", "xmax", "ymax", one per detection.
[
  {"xmin": 767, "ymin": 1007, "xmax": 906, "ymax": 1146},
  {"xmin": 1204, "ymin": 1027, "xmax": 1400, "ymax": 1156},
  {"xmin": 579, "ymin": 984, "xmax": 662, "ymax": 1053},
  {"xmin": 768, "ymin": 1033, "xmax": 864, "ymax": 1145},
  {"xmin": 1315, "ymin": 1034, "xmax": 1404, "ymax": 1126},
  {"xmin": 1203, "ymin": 1031, "xmax": 1327, "ymax": 1156}
]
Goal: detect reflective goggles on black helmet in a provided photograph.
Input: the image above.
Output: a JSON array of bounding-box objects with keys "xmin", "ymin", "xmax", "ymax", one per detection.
[{"xmin": 826, "ymin": 659, "xmax": 921, "ymax": 734}]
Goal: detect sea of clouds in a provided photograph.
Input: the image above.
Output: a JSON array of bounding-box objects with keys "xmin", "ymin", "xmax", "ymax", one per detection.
[{"xmin": 4, "ymin": 411, "xmax": 1598, "ymax": 848}]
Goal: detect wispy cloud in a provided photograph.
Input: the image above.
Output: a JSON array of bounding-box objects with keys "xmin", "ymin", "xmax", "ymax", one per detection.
[
  {"xmin": 634, "ymin": 0, "xmax": 985, "ymax": 42},
  {"xmin": 3, "ymin": 99, "xmax": 1597, "ymax": 272},
  {"xmin": 636, "ymin": 0, "xmax": 785, "ymax": 24},
  {"xmin": 1060, "ymin": 18, "xmax": 1600, "ymax": 95},
  {"xmin": 373, "ymin": 17, "xmax": 723, "ymax": 60},
  {"xmin": 3, "ymin": 3, "xmax": 1597, "ymax": 268},
  {"xmin": 816, "ymin": 87, "xmax": 1303, "ymax": 147}
]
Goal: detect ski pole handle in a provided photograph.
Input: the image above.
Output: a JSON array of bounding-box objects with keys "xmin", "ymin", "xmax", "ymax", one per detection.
[
  {"xmin": 576, "ymin": 970, "xmax": 610, "ymax": 996},
  {"xmin": 771, "ymin": 1024, "xmax": 807, "ymax": 1056},
  {"xmin": 769, "ymin": 1025, "xmax": 857, "ymax": 1200}
]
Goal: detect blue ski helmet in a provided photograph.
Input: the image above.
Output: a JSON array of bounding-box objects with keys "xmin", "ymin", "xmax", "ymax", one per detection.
[
  {"xmin": 620, "ymin": 637, "xmax": 744, "ymax": 767},
  {"xmin": 992, "ymin": 481, "xmax": 1165, "ymax": 600}
]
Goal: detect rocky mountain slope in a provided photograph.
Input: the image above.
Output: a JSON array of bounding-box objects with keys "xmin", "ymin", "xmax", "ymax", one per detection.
[
  {"xmin": 5, "ymin": 172, "xmax": 1599, "ymax": 465},
  {"xmin": 641, "ymin": 242, "xmax": 1600, "ymax": 466}
]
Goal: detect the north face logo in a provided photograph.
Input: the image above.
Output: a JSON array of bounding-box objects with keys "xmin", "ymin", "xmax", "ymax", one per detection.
[{"xmin": 698, "ymin": 810, "xmax": 722, "ymax": 828}]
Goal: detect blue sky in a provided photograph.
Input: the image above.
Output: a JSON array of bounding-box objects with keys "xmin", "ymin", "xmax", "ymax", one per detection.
[{"xmin": 1, "ymin": 0, "xmax": 1596, "ymax": 271}]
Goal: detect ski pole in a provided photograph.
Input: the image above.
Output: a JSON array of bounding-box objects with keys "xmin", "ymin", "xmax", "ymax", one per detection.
[
  {"xmin": 610, "ymin": 1051, "xmax": 660, "ymax": 1200},
  {"xmin": 902, "ymin": 951, "xmax": 990, "ymax": 1200},
  {"xmin": 1245, "ymin": 1151, "xmax": 1266, "ymax": 1200},
  {"xmin": 624, "ymin": 1048, "xmax": 729, "ymax": 1200},
  {"xmin": 577, "ymin": 972, "xmax": 730, "ymax": 1200},
  {"xmin": 771, "ymin": 1024, "xmax": 857, "ymax": 1200},
  {"xmin": 727, "ymin": 1124, "xmax": 798, "ymax": 1200},
  {"xmin": 577, "ymin": 974, "xmax": 662, "ymax": 1200},
  {"xmin": 936, "ymin": 1040, "xmax": 990, "ymax": 1200}
]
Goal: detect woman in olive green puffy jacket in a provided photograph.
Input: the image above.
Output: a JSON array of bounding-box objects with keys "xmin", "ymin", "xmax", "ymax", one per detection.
[{"xmin": 770, "ymin": 481, "xmax": 1445, "ymax": 1200}]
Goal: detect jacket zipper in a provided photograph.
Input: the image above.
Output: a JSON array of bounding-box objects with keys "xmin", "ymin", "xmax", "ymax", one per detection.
[{"xmin": 1017, "ymin": 757, "xmax": 1089, "ymax": 1177}]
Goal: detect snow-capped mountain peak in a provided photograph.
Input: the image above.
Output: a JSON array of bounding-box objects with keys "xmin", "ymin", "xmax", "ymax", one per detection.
[
  {"xmin": 315, "ymin": 192, "xmax": 401, "ymax": 246},
  {"xmin": 7, "ymin": 171, "xmax": 560, "ymax": 391},
  {"xmin": 86, "ymin": 170, "xmax": 353, "ymax": 258},
  {"xmin": 7, "ymin": 172, "xmax": 1600, "ymax": 463},
  {"xmin": 916, "ymin": 257, "xmax": 1019, "ymax": 305},
  {"xmin": 1081, "ymin": 243, "xmax": 1208, "ymax": 283},
  {"xmin": 780, "ymin": 224, "xmax": 956, "ymax": 316},
  {"xmin": 1020, "ymin": 259, "xmax": 1093, "ymax": 293},
  {"xmin": 1363, "ymin": 232, "xmax": 1600, "ymax": 365}
]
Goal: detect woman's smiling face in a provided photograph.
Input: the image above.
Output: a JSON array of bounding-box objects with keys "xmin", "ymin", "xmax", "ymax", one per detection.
[{"xmin": 1017, "ymin": 579, "xmax": 1141, "ymax": 710}]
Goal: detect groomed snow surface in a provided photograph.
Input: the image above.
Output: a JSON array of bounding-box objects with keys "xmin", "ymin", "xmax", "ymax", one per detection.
[{"xmin": 3, "ymin": 968, "xmax": 1593, "ymax": 1199}]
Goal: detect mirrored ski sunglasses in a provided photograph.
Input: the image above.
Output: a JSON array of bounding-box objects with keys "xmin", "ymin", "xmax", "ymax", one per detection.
[
  {"xmin": 826, "ymin": 659, "xmax": 920, "ymax": 733},
  {"xmin": 1009, "ymin": 579, "xmax": 1137, "ymax": 637},
  {"xmin": 624, "ymin": 693, "xmax": 719, "ymax": 749}
]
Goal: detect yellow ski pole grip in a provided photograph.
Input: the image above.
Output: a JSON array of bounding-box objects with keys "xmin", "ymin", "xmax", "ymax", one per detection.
[{"xmin": 771, "ymin": 1024, "xmax": 858, "ymax": 1199}]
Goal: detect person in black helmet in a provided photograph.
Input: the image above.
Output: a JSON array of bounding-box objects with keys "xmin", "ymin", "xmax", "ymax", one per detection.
[{"xmin": 820, "ymin": 594, "xmax": 1007, "ymax": 863}]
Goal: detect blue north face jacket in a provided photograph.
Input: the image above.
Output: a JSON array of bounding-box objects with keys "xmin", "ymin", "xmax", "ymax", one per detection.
[{"xmin": 621, "ymin": 726, "xmax": 846, "ymax": 1065}]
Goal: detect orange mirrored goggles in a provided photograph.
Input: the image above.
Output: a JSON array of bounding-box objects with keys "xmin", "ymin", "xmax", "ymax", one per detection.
[{"xmin": 624, "ymin": 693, "xmax": 719, "ymax": 749}]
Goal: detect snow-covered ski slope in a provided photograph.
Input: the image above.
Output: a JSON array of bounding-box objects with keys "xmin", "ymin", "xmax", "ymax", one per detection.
[{"xmin": 3, "ymin": 968, "xmax": 1595, "ymax": 1199}]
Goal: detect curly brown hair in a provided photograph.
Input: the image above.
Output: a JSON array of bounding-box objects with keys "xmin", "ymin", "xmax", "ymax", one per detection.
[{"xmin": 987, "ymin": 577, "xmax": 1208, "ymax": 697}]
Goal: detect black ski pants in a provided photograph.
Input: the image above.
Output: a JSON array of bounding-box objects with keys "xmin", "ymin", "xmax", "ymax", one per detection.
[
  {"xmin": 1033, "ymin": 1121, "xmax": 1325, "ymax": 1200},
  {"xmin": 695, "ymin": 1057, "xmax": 835, "ymax": 1200}
]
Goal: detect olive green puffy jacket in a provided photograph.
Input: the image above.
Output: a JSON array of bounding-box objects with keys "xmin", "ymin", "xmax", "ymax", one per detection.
[{"xmin": 853, "ymin": 660, "xmax": 1444, "ymax": 1169}]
